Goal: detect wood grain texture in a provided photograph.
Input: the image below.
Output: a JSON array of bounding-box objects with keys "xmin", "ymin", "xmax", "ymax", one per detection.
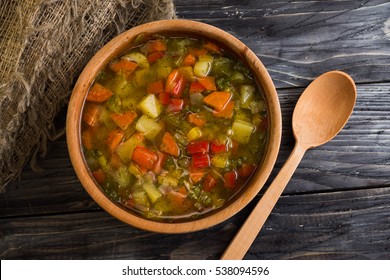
[
  {"xmin": 1, "ymin": 0, "xmax": 390, "ymax": 259},
  {"xmin": 176, "ymin": 0, "xmax": 390, "ymax": 87}
]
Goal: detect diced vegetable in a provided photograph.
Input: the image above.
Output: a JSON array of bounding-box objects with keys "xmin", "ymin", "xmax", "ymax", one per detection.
[
  {"xmin": 187, "ymin": 140, "xmax": 209, "ymax": 155},
  {"xmin": 194, "ymin": 60, "xmax": 211, "ymax": 77},
  {"xmin": 92, "ymin": 169, "xmax": 106, "ymax": 185},
  {"xmin": 147, "ymin": 51, "xmax": 164, "ymax": 63},
  {"xmin": 147, "ymin": 39, "xmax": 167, "ymax": 53},
  {"xmin": 143, "ymin": 181, "xmax": 162, "ymax": 203},
  {"xmin": 124, "ymin": 52, "xmax": 149, "ymax": 68},
  {"xmin": 211, "ymin": 154, "xmax": 228, "ymax": 168},
  {"xmin": 198, "ymin": 76, "xmax": 217, "ymax": 91},
  {"xmin": 187, "ymin": 112, "xmax": 206, "ymax": 127},
  {"xmin": 160, "ymin": 132, "xmax": 180, "ymax": 157},
  {"xmin": 204, "ymin": 42, "xmax": 222, "ymax": 54},
  {"xmin": 116, "ymin": 132, "xmax": 144, "ymax": 162},
  {"xmin": 138, "ymin": 94, "xmax": 162, "ymax": 119},
  {"xmin": 105, "ymin": 129, "xmax": 124, "ymax": 152},
  {"xmin": 210, "ymin": 140, "xmax": 227, "ymax": 154},
  {"xmin": 165, "ymin": 69, "xmax": 186, "ymax": 98},
  {"xmin": 135, "ymin": 115, "xmax": 163, "ymax": 140},
  {"xmin": 213, "ymin": 101, "xmax": 235, "ymax": 119},
  {"xmin": 131, "ymin": 146, "xmax": 158, "ymax": 170},
  {"xmin": 231, "ymin": 119, "xmax": 255, "ymax": 144},
  {"xmin": 158, "ymin": 91, "xmax": 170, "ymax": 105},
  {"xmin": 109, "ymin": 59, "xmax": 138, "ymax": 77},
  {"xmin": 86, "ymin": 83, "xmax": 113, "ymax": 103},
  {"xmin": 153, "ymin": 151, "xmax": 167, "ymax": 175},
  {"xmin": 240, "ymin": 85, "xmax": 255, "ymax": 108},
  {"xmin": 81, "ymin": 129, "xmax": 94, "ymax": 150},
  {"xmin": 182, "ymin": 53, "xmax": 196, "ymax": 66},
  {"xmin": 191, "ymin": 153, "xmax": 210, "ymax": 169},
  {"xmin": 238, "ymin": 163, "xmax": 256, "ymax": 177},
  {"xmin": 189, "ymin": 81, "xmax": 205, "ymax": 93},
  {"xmin": 147, "ymin": 80, "xmax": 164, "ymax": 94},
  {"xmin": 223, "ymin": 170, "xmax": 238, "ymax": 188},
  {"xmin": 189, "ymin": 166, "xmax": 206, "ymax": 183},
  {"xmin": 186, "ymin": 127, "xmax": 203, "ymax": 141},
  {"xmin": 110, "ymin": 111, "xmax": 137, "ymax": 130},
  {"xmin": 82, "ymin": 103, "xmax": 102, "ymax": 127},
  {"xmin": 203, "ymin": 91, "xmax": 231, "ymax": 111},
  {"xmin": 166, "ymin": 99, "xmax": 184, "ymax": 113},
  {"xmin": 203, "ymin": 174, "xmax": 217, "ymax": 192}
]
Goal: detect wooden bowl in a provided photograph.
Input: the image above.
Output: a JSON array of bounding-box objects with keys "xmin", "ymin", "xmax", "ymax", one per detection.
[{"xmin": 67, "ymin": 19, "xmax": 282, "ymax": 233}]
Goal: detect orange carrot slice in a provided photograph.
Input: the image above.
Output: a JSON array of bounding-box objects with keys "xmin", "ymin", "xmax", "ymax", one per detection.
[
  {"xmin": 86, "ymin": 83, "xmax": 113, "ymax": 103},
  {"xmin": 198, "ymin": 76, "xmax": 217, "ymax": 91},
  {"xmin": 213, "ymin": 101, "xmax": 235, "ymax": 119},
  {"xmin": 109, "ymin": 59, "xmax": 138, "ymax": 77},
  {"xmin": 110, "ymin": 111, "xmax": 137, "ymax": 130},
  {"xmin": 105, "ymin": 129, "xmax": 124, "ymax": 152},
  {"xmin": 160, "ymin": 132, "xmax": 180, "ymax": 157},
  {"xmin": 203, "ymin": 91, "xmax": 231, "ymax": 111}
]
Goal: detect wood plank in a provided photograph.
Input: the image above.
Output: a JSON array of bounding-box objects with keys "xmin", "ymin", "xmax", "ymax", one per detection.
[
  {"xmin": 1, "ymin": 187, "xmax": 389, "ymax": 259},
  {"xmin": 175, "ymin": 0, "xmax": 390, "ymax": 87},
  {"xmin": 1, "ymin": 83, "xmax": 389, "ymax": 217}
]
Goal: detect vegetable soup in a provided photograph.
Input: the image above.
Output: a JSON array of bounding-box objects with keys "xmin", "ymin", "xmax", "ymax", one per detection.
[{"xmin": 81, "ymin": 34, "xmax": 268, "ymax": 221}]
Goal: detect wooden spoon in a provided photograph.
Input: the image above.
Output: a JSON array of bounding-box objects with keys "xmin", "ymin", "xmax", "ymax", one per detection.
[{"xmin": 221, "ymin": 70, "xmax": 357, "ymax": 260}]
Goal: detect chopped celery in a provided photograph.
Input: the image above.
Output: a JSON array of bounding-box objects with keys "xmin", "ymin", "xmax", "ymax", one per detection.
[
  {"xmin": 194, "ymin": 61, "xmax": 211, "ymax": 77},
  {"xmin": 106, "ymin": 95, "xmax": 122, "ymax": 114},
  {"xmin": 143, "ymin": 181, "xmax": 162, "ymax": 203},
  {"xmin": 212, "ymin": 57, "xmax": 234, "ymax": 77},
  {"xmin": 132, "ymin": 190, "xmax": 150, "ymax": 209},
  {"xmin": 211, "ymin": 154, "xmax": 228, "ymax": 168},
  {"xmin": 114, "ymin": 166, "xmax": 131, "ymax": 187},
  {"xmin": 123, "ymin": 52, "xmax": 149, "ymax": 68},
  {"xmin": 116, "ymin": 134, "xmax": 144, "ymax": 163},
  {"xmin": 230, "ymin": 71, "xmax": 246, "ymax": 84},
  {"xmin": 138, "ymin": 94, "xmax": 162, "ymax": 119},
  {"xmin": 179, "ymin": 66, "xmax": 195, "ymax": 81},
  {"xmin": 235, "ymin": 109, "xmax": 251, "ymax": 122},
  {"xmin": 135, "ymin": 115, "xmax": 163, "ymax": 140},
  {"xmin": 240, "ymin": 85, "xmax": 255, "ymax": 108},
  {"xmin": 187, "ymin": 127, "xmax": 203, "ymax": 141},
  {"xmin": 158, "ymin": 175, "xmax": 179, "ymax": 187},
  {"xmin": 231, "ymin": 119, "xmax": 255, "ymax": 144}
]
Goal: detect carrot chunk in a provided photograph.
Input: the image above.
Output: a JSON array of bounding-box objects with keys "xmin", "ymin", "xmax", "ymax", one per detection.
[
  {"xmin": 82, "ymin": 103, "xmax": 102, "ymax": 127},
  {"xmin": 86, "ymin": 83, "xmax": 113, "ymax": 103},
  {"xmin": 105, "ymin": 129, "xmax": 124, "ymax": 152},
  {"xmin": 109, "ymin": 59, "xmax": 138, "ymax": 77},
  {"xmin": 131, "ymin": 146, "xmax": 158, "ymax": 170},
  {"xmin": 204, "ymin": 42, "xmax": 222, "ymax": 54},
  {"xmin": 198, "ymin": 76, "xmax": 217, "ymax": 91},
  {"xmin": 148, "ymin": 39, "xmax": 167, "ymax": 53},
  {"xmin": 213, "ymin": 101, "xmax": 235, "ymax": 119},
  {"xmin": 189, "ymin": 81, "xmax": 205, "ymax": 93},
  {"xmin": 182, "ymin": 53, "xmax": 196, "ymax": 66},
  {"xmin": 147, "ymin": 80, "xmax": 164, "ymax": 94},
  {"xmin": 110, "ymin": 111, "xmax": 137, "ymax": 130},
  {"xmin": 187, "ymin": 112, "xmax": 206, "ymax": 127},
  {"xmin": 203, "ymin": 91, "xmax": 231, "ymax": 111},
  {"xmin": 160, "ymin": 132, "xmax": 180, "ymax": 157}
]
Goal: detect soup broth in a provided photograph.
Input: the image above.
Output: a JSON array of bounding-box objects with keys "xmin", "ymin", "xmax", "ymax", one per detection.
[{"xmin": 81, "ymin": 34, "xmax": 268, "ymax": 221}]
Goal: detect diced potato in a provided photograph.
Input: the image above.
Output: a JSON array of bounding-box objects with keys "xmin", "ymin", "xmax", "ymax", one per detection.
[
  {"xmin": 240, "ymin": 85, "xmax": 255, "ymax": 108},
  {"xmin": 187, "ymin": 127, "xmax": 203, "ymax": 141},
  {"xmin": 231, "ymin": 119, "xmax": 255, "ymax": 144},
  {"xmin": 179, "ymin": 66, "xmax": 195, "ymax": 81},
  {"xmin": 211, "ymin": 154, "xmax": 228, "ymax": 168},
  {"xmin": 123, "ymin": 52, "xmax": 149, "ymax": 68},
  {"xmin": 143, "ymin": 181, "xmax": 162, "ymax": 203},
  {"xmin": 138, "ymin": 94, "xmax": 162, "ymax": 119},
  {"xmin": 133, "ymin": 69, "xmax": 155, "ymax": 87},
  {"xmin": 194, "ymin": 61, "xmax": 211, "ymax": 77},
  {"xmin": 235, "ymin": 109, "xmax": 251, "ymax": 122},
  {"xmin": 154, "ymin": 58, "xmax": 172, "ymax": 80},
  {"xmin": 116, "ymin": 133, "xmax": 144, "ymax": 163},
  {"xmin": 135, "ymin": 115, "xmax": 163, "ymax": 140}
]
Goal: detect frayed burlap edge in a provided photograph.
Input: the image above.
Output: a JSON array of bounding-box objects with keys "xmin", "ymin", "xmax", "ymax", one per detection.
[{"xmin": 0, "ymin": 0, "xmax": 176, "ymax": 192}]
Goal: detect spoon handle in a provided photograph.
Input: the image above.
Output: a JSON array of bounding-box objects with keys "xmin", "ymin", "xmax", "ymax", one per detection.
[{"xmin": 221, "ymin": 143, "xmax": 306, "ymax": 260}]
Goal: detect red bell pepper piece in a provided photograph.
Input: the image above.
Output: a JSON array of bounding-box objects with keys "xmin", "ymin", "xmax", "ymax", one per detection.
[
  {"xmin": 165, "ymin": 69, "xmax": 186, "ymax": 98},
  {"xmin": 187, "ymin": 140, "xmax": 210, "ymax": 155},
  {"xmin": 210, "ymin": 140, "xmax": 227, "ymax": 154},
  {"xmin": 189, "ymin": 81, "xmax": 205, "ymax": 94},
  {"xmin": 223, "ymin": 170, "xmax": 238, "ymax": 189},
  {"xmin": 158, "ymin": 91, "xmax": 170, "ymax": 105},
  {"xmin": 238, "ymin": 163, "xmax": 257, "ymax": 177},
  {"xmin": 203, "ymin": 173, "xmax": 217, "ymax": 192},
  {"xmin": 166, "ymin": 99, "xmax": 184, "ymax": 113},
  {"xmin": 191, "ymin": 153, "xmax": 210, "ymax": 169}
]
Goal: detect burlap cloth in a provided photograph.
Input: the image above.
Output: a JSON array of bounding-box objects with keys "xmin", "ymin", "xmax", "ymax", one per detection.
[{"xmin": 0, "ymin": 0, "xmax": 176, "ymax": 192}]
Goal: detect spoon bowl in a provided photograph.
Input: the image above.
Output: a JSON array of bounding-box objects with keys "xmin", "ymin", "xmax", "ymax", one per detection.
[
  {"xmin": 221, "ymin": 70, "xmax": 356, "ymax": 259},
  {"xmin": 293, "ymin": 71, "xmax": 357, "ymax": 149}
]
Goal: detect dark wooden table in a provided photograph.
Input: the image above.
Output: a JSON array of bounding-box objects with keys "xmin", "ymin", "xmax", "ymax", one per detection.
[{"xmin": 1, "ymin": 0, "xmax": 390, "ymax": 260}]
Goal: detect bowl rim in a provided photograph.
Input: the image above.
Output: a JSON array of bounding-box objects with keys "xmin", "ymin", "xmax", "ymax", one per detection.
[{"xmin": 66, "ymin": 19, "xmax": 282, "ymax": 233}]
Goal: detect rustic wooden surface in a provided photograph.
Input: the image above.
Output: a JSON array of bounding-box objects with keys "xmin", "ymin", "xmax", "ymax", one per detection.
[{"xmin": 1, "ymin": 0, "xmax": 389, "ymax": 259}]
